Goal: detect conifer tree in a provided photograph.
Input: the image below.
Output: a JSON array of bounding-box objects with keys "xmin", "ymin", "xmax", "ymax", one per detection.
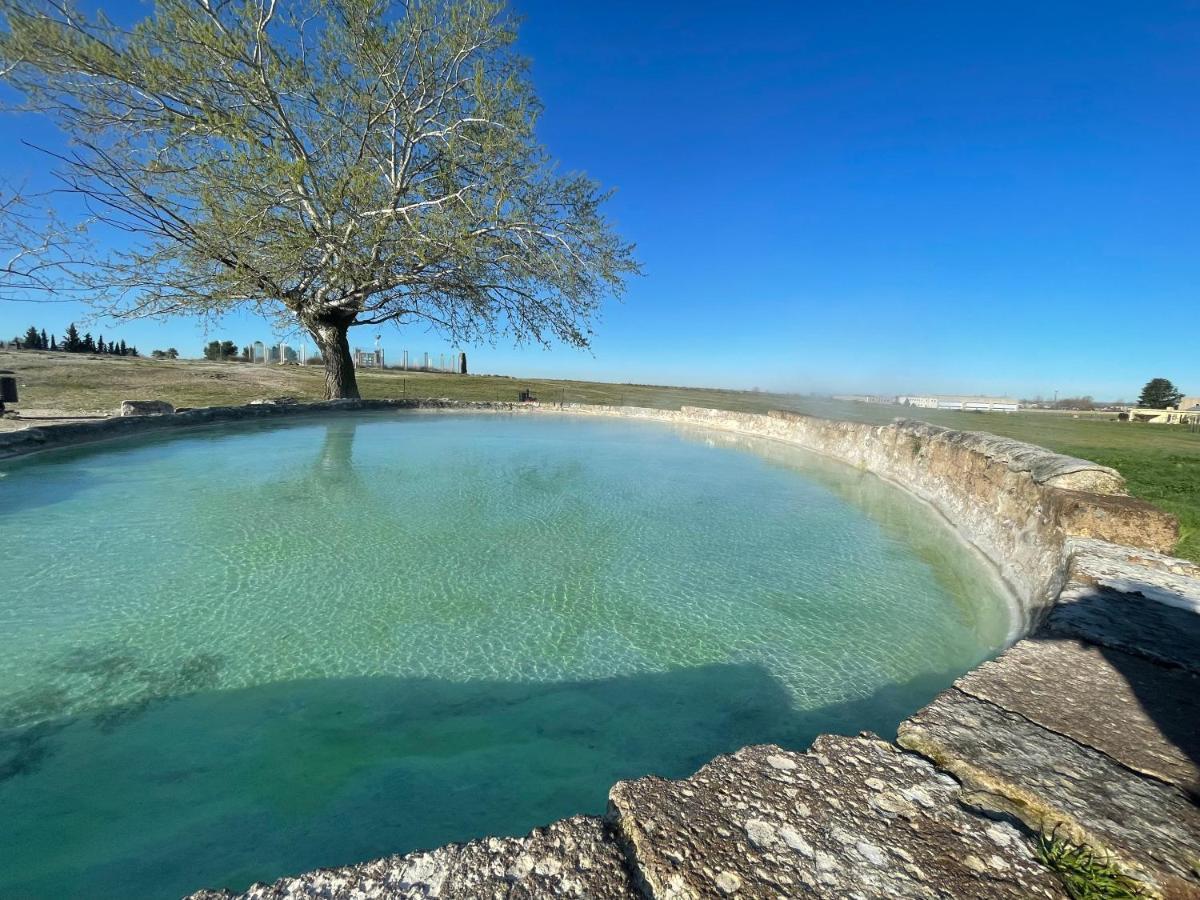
[
  {"xmin": 1137, "ymin": 378, "xmax": 1184, "ymax": 409},
  {"xmin": 63, "ymin": 322, "xmax": 81, "ymax": 351}
]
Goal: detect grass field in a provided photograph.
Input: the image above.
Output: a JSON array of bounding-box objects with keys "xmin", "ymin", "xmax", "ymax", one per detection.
[{"xmin": 4, "ymin": 349, "xmax": 1198, "ymax": 562}]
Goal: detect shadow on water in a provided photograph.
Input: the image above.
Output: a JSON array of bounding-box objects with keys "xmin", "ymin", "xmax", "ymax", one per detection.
[{"xmin": 0, "ymin": 658, "xmax": 961, "ymax": 900}]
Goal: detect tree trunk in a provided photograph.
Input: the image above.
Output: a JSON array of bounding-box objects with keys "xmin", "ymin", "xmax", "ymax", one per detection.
[{"xmin": 309, "ymin": 319, "xmax": 360, "ymax": 400}]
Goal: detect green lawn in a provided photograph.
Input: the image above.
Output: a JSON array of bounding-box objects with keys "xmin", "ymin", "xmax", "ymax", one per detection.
[{"xmin": 5, "ymin": 349, "xmax": 1198, "ymax": 561}]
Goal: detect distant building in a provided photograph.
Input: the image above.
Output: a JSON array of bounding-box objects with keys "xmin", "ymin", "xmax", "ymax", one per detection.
[
  {"xmin": 896, "ymin": 395, "xmax": 939, "ymax": 409},
  {"xmin": 1127, "ymin": 407, "xmax": 1200, "ymax": 425},
  {"xmin": 832, "ymin": 394, "xmax": 899, "ymax": 405},
  {"xmin": 898, "ymin": 395, "xmax": 1018, "ymax": 413},
  {"xmin": 1123, "ymin": 394, "xmax": 1200, "ymax": 424}
]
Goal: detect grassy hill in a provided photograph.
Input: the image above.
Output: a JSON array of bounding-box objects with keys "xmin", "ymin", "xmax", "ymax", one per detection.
[{"xmin": 3, "ymin": 349, "xmax": 1198, "ymax": 561}]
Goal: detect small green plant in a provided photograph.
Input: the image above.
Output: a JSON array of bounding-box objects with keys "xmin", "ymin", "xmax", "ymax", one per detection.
[{"xmin": 1036, "ymin": 829, "xmax": 1147, "ymax": 899}]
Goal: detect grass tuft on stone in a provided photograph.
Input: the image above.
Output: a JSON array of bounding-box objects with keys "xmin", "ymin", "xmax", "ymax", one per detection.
[{"xmin": 1036, "ymin": 830, "xmax": 1147, "ymax": 899}]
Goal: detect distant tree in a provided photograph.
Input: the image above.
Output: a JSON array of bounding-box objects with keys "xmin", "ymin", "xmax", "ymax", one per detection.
[
  {"xmin": 48, "ymin": 333, "xmax": 56, "ymax": 351},
  {"xmin": 1053, "ymin": 395, "xmax": 1095, "ymax": 411},
  {"xmin": 128, "ymin": 345, "xmax": 139, "ymax": 357},
  {"xmin": 1137, "ymin": 378, "xmax": 1184, "ymax": 410},
  {"xmin": 151, "ymin": 349, "xmax": 166, "ymax": 359},
  {"xmin": 62, "ymin": 322, "xmax": 81, "ymax": 352},
  {"xmin": 22, "ymin": 324, "xmax": 40, "ymax": 348},
  {"xmin": 39, "ymin": 328, "xmax": 47, "ymax": 348},
  {"xmin": 166, "ymin": 347, "xmax": 179, "ymax": 360},
  {"xmin": 81, "ymin": 331, "xmax": 96, "ymax": 353},
  {"xmin": 96, "ymin": 335, "xmax": 105, "ymax": 354},
  {"xmin": 118, "ymin": 339, "xmax": 127, "ymax": 357},
  {"xmin": 203, "ymin": 339, "xmax": 237, "ymax": 361}
]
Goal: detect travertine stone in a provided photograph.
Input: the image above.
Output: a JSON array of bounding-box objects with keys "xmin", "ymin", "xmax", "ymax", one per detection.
[
  {"xmin": 954, "ymin": 637, "xmax": 1200, "ymax": 797},
  {"xmin": 1045, "ymin": 541, "xmax": 1200, "ymax": 673},
  {"xmin": 606, "ymin": 736, "xmax": 1065, "ymax": 899},
  {"xmin": 185, "ymin": 816, "xmax": 635, "ymax": 900},
  {"xmin": 119, "ymin": 399, "xmax": 176, "ymax": 416},
  {"xmin": 1067, "ymin": 538, "xmax": 1200, "ymax": 615},
  {"xmin": 898, "ymin": 690, "xmax": 1200, "ymax": 897}
]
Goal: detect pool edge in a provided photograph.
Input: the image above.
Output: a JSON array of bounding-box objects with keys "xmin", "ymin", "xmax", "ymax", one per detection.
[{"xmin": 3, "ymin": 399, "xmax": 1197, "ymax": 898}]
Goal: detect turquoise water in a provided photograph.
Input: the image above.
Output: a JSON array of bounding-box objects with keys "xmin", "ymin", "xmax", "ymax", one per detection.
[{"xmin": 0, "ymin": 413, "xmax": 1012, "ymax": 898}]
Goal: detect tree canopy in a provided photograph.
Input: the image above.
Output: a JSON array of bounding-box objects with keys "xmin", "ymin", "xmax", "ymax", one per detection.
[
  {"xmin": 1137, "ymin": 378, "xmax": 1184, "ymax": 410},
  {"xmin": 0, "ymin": 182, "xmax": 82, "ymax": 300},
  {"xmin": 0, "ymin": 0, "xmax": 639, "ymax": 396},
  {"xmin": 203, "ymin": 339, "xmax": 240, "ymax": 361}
]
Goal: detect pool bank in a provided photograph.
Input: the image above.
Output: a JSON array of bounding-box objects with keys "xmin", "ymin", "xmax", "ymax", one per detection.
[{"xmin": 2, "ymin": 400, "xmax": 1197, "ymax": 899}]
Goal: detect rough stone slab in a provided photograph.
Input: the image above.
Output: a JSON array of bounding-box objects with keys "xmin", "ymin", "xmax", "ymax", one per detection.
[
  {"xmin": 898, "ymin": 689, "xmax": 1200, "ymax": 897},
  {"xmin": 606, "ymin": 735, "xmax": 1065, "ymax": 899},
  {"xmin": 955, "ymin": 638, "xmax": 1200, "ymax": 798},
  {"xmin": 1068, "ymin": 538, "xmax": 1200, "ymax": 614},
  {"xmin": 1046, "ymin": 564, "xmax": 1200, "ymax": 676},
  {"xmin": 1047, "ymin": 490, "xmax": 1181, "ymax": 557},
  {"xmin": 119, "ymin": 399, "xmax": 176, "ymax": 416},
  {"xmin": 185, "ymin": 816, "xmax": 636, "ymax": 900},
  {"xmin": 854, "ymin": 416, "xmax": 1125, "ymax": 490}
]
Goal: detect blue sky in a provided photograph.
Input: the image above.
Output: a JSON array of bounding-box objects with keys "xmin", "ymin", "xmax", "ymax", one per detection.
[{"xmin": 1, "ymin": 0, "xmax": 1197, "ymax": 399}]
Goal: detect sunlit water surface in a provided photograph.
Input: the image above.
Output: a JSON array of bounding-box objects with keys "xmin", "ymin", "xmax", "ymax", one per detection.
[{"xmin": 0, "ymin": 413, "xmax": 1013, "ymax": 898}]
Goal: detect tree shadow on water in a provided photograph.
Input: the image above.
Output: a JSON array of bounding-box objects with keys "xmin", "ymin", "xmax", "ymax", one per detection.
[{"xmin": 0, "ymin": 659, "xmax": 961, "ymax": 900}]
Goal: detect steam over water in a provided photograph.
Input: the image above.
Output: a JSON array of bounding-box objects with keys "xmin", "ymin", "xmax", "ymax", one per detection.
[{"xmin": 0, "ymin": 413, "xmax": 1012, "ymax": 897}]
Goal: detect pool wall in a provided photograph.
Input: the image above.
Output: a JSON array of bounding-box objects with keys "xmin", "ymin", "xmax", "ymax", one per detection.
[
  {"xmin": 0, "ymin": 398, "xmax": 1174, "ymax": 625},
  {"xmin": 536, "ymin": 403, "xmax": 1176, "ymax": 627},
  {"xmin": 3, "ymin": 399, "xmax": 1197, "ymax": 898}
]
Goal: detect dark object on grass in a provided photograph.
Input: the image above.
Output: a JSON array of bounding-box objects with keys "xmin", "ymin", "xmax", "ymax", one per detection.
[{"xmin": 0, "ymin": 369, "xmax": 17, "ymax": 414}]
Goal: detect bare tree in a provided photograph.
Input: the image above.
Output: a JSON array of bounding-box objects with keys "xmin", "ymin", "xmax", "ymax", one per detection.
[{"xmin": 0, "ymin": 0, "xmax": 639, "ymax": 397}]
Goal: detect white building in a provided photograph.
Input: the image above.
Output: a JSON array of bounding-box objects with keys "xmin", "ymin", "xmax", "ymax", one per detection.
[{"xmin": 898, "ymin": 395, "xmax": 1018, "ymax": 413}]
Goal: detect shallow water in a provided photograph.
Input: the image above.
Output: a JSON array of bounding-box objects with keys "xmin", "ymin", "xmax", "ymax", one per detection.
[{"xmin": 0, "ymin": 413, "xmax": 1012, "ymax": 898}]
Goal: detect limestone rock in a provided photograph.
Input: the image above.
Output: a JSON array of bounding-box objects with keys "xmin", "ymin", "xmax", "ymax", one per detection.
[
  {"xmin": 606, "ymin": 736, "xmax": 1064, "ymax": 899},
  {"xmin": 954, "ymin": 637, "xmax": 1200, "ymax": 796},
  {"xmin": 184, "ymin": 816, "xmax": 635, "ymax": 900},
  {"xmin": 1046, "ymin": 541, "xmax": 1200, "ymax": 673},
  {"xmin": 898, "ymin": 689, "xmax": 1200, "ymax": 897},
  {"xmin": 119, "ymin": 399, "xmax": 175, "ymax": 416}
]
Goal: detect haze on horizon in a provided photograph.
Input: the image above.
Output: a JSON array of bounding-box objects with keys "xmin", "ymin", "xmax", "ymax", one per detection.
[{"xmin": 0, "ymin": 0, "xmax": 1195, "ymax": 400}]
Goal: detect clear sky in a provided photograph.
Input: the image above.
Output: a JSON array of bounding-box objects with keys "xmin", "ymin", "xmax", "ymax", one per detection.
[{"xmin": 1, "ymin": 0, "xmax": 1197, "ymax": 399}]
